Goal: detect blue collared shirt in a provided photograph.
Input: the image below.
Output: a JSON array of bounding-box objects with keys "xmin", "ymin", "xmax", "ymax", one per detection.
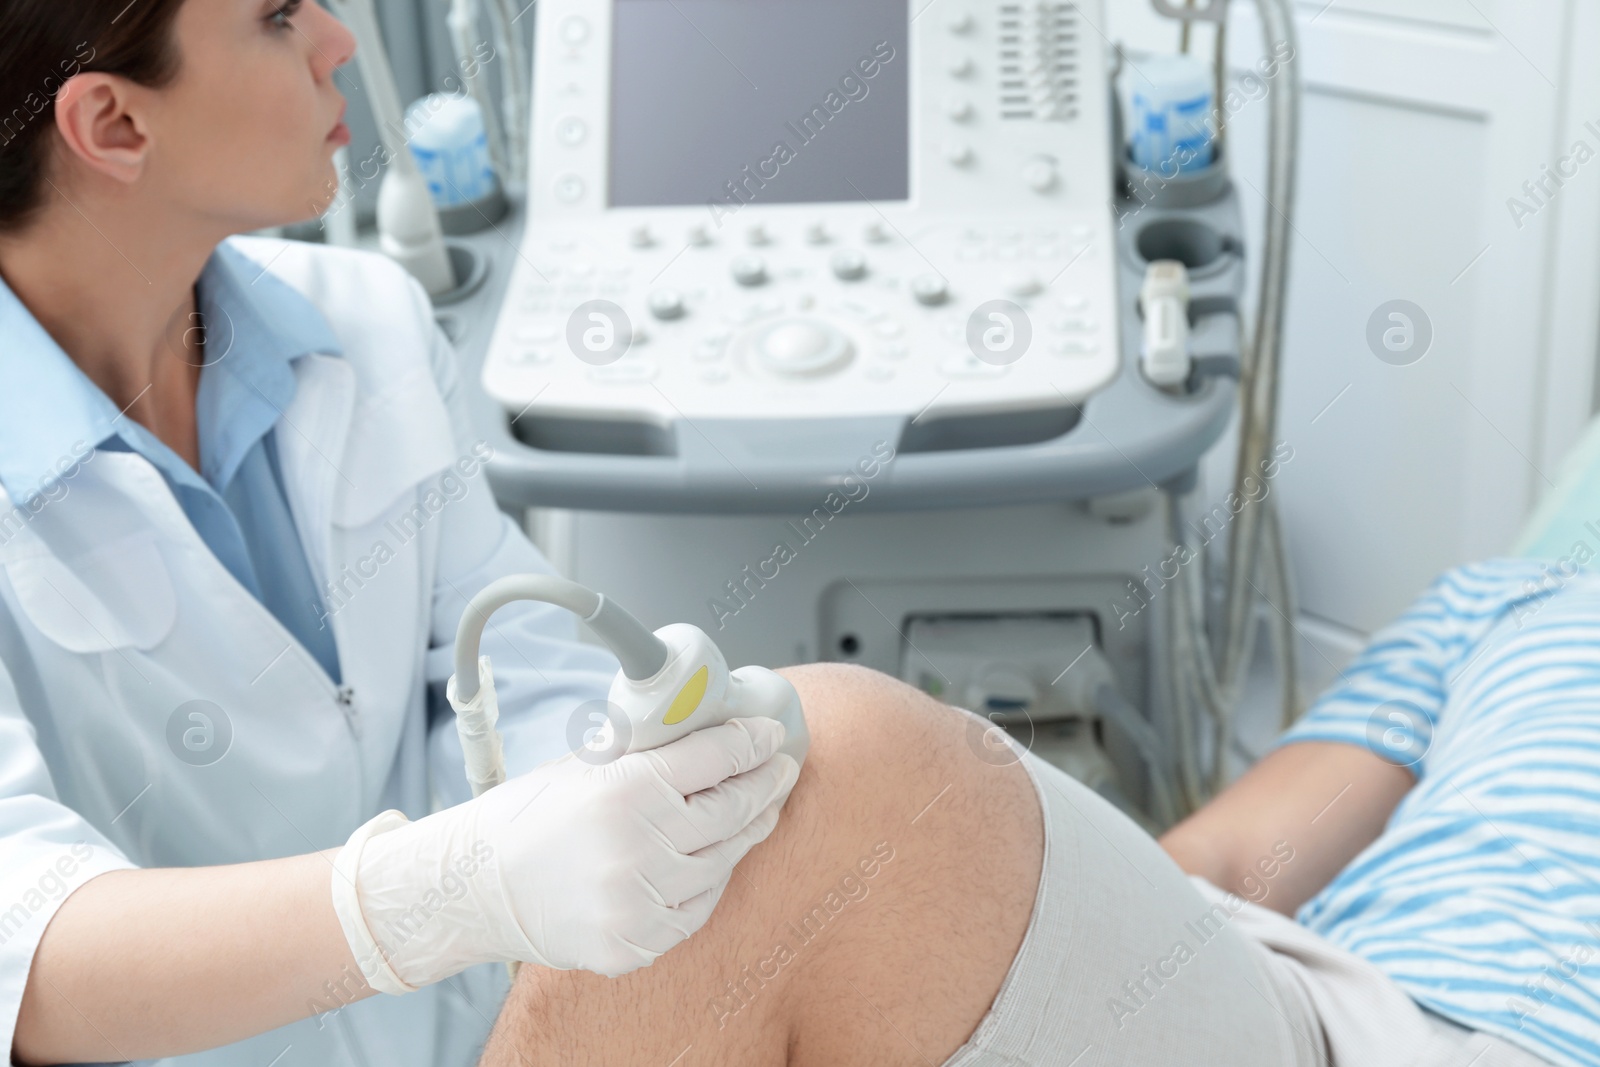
[{"xmin": 0, "ymin": 240, "xmax": 342, "ymax": 684}]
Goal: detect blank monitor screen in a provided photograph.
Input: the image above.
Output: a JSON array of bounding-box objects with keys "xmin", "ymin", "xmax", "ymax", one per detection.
[{"xmin": 608, "ymin": 0, "xmax": 910, "ymax": 209}]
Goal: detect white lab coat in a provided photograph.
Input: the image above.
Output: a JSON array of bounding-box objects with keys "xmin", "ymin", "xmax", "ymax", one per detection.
[{"xmin": 0, "ymin": 238, "xmax": 620, "ymax": 1066}]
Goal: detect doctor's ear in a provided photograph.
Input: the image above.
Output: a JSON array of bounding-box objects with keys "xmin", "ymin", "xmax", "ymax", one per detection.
[{"xmin": 51, "ymin": 74, "xmax": 155, "ymax": 185}]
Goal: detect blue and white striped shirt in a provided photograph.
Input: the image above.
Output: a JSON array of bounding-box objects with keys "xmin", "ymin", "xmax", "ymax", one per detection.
[{"xmin": 1280, "ymin": 558, "xmax": 1600, "ymax": 1067}]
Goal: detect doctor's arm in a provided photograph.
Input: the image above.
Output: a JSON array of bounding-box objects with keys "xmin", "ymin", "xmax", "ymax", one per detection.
[
  {"xmin": 10, "ymin": 674, "xmax": 795, "ymax": 1065},
  {"xmin": 16, "ymin": 850, "xmax": 367, "ymax": 1065},
  {"xmin": 18, "ymin": 299, "xmax": 793, "ymax": 1064},
  {"xmin": 0, "ymin": 647, "xmax": 370, "ymax": 1064}
]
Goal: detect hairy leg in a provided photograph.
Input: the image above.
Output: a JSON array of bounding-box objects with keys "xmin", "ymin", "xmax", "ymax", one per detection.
[{"xmin": 479, "ymin": 663, "xmax": 1044, "ymax": 1067}]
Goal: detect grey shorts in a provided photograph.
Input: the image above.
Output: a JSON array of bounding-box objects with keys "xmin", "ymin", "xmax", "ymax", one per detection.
[{"xmin": 940, "ymin": 743, "xmax": 1553, "ymax": 1067}]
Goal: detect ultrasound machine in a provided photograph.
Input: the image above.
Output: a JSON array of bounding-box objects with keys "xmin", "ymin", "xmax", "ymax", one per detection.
[{"xmin": 398, "ymin": 0, "xmax": 1286, "ymax": 826}]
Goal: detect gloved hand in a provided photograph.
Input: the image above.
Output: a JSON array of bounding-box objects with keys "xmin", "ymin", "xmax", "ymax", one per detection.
[{"xmin": 331, "ymin": 717, "xmax": 801, "ymax": 993}]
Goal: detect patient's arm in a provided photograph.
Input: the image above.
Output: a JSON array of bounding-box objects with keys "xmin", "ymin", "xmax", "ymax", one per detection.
[
  {"xmin": 479, "ymin": 663, "xmax": 1044, "ymax": 1067},
  {"xmin": 1159, "ymin": 741, "xmax": 1414, "ymax": 916}
]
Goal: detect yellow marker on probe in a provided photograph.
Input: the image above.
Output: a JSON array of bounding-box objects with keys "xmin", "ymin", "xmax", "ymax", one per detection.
[{"xmin": 662, "ymin": 665, "xmax": 709, "ymax": 725}]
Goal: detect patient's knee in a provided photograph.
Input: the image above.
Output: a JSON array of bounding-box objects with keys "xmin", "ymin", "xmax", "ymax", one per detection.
[
  {"xmin": 481, "ymin": 663, "xmax": 1043, "ymax": 1067},
  {"xmin": 776, "ymin": 661, "xmax": 976, "ymax": 773},
  {"xmin": 776, "ymin": 661, "xmax": 1038, "ymax": 816},
  {"xmin": 767, "ymin": 663, "xmax": 1046, "ymax": 1062}
]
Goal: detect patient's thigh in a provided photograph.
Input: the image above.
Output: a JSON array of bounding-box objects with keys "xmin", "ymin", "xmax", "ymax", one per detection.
[{"xmin": 477, "ymin": 663, "xmax": 1045, "ymax": 1067}]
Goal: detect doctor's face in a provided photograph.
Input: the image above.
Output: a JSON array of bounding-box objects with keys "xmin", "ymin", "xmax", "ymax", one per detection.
[{"xmin": 146, "ymin": 0, "xmax": 356, "ymax": 231}]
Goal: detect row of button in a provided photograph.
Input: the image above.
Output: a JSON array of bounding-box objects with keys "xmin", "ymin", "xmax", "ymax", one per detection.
[
  {"xmin": 642, "ymin": 252, "xmax": 900, "ymax": 320},
  {"xmin": 558, "ymin": 358, "xmax": 994, "ymax": 386},
  {"xmin": 943, "ymin": 10, "xmax": 981, "ymax": 173},
  {"xmin": 939, "ymin": 9, "xmax": 1069, "ymax": 191},
  {"xmin": 515, "ymin": 272, "xmax": 1101, "ymax": 339},
  {"xmin": 529, "ymin": 222, "xmax": 1088, "ymax": 259},
  {"xmin": 504, "ymin": 309, "xmax": 1100, "ymax": 369},
  {"xmin": 565, "ymin": 355, "xmax": 1028, "ymax": 387},
  {"xmin": 629, "ymin": 220, "xmax": 894, "ymax": 250},
  {"xmin": 503, "ymin": 336, "xmax": 1100, "ymax": 375},
  {"xmin": 719, "ymin": 248, "xmax": 875, "ymax": 289},
  {"xmin": 511, "ymin": 288, "xmax": 1099, "ymax": 349},
  {"xmin": 503, "ymin": 325, "xmax": 1101, "ymax": 378}
]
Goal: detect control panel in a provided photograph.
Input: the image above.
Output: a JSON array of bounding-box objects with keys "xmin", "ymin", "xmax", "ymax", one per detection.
[{"xmin": 484, "ymin": 0, "xmax": 1120, "ymax": 429}]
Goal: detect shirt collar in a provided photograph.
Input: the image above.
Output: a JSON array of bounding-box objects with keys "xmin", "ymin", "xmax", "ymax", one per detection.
[
  {"xmin": 192, "ymin": 240, "xmax": 343, "ymax": 488},
  {"xmin": 0, "ymin": 238, "xmax": 342, "ymax": 506},
  {"xmin": 0, "ymin": 273, "xmax": 117, "ymax": 508}
]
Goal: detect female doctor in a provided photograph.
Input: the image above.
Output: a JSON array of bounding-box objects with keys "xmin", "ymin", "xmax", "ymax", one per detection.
[{"xmin": 0, "ymin": 1, "xmax": 802, "ymax": 1064}]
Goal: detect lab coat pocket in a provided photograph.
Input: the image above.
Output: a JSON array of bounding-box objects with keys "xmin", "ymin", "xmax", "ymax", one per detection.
[{"xmin": 3, "ymin": 530, "xmax": 178, "ymax": 653}]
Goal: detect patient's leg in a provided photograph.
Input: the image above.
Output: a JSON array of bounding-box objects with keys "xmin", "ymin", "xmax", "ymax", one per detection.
[{"xmin": 479, "ymin": 662, "xmax": 1045, "ymax": 1067}]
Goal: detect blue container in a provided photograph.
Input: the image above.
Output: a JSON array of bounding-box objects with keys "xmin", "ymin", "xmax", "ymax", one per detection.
[
  {"xmin": 405, "ymin": 93, "xmax": 498, "ymax": 208},
  {"xmin": 1126, "ymin": 55, "xmax": 1216, "ymax": 174}
]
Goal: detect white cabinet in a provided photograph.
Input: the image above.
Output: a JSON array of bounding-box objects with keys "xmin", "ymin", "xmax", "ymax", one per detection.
[{"xmin": 1109, "ymin": 0, "xmax": 1600, "ymax": 638}]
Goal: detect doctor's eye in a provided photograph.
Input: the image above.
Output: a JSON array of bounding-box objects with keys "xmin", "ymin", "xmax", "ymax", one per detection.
[{"xmin": 267, "ymin": 0, "xmax": 305, "ymax": 31}]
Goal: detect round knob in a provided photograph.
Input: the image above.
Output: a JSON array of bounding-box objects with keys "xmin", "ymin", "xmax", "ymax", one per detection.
[
  {"xmin": 947, "ymin": 98, "xmax": 974, "ymax": 122},
  {"xmin": 648, "ymin": 289, "xmax": 687, "ymax": 320},
  {"xmin": 554, "ymin": 174, "xmax": 585, "ymax": 203},
  {"xmin": 948, "ymin": 13, "xmax": 975, "ymax": 34},
  {"xmin": 831, "ymin": 249, "xmax": 868, "ymax": 281},
  {"xmin": 945, "ymin": 143, "xmax": 974, "ymax": 167},
  {"xmin": 730, "ymin": 254, "xmax": 768, "ymax": 287},
  {"xmin": 863, "ymin": 222, "xmax": 890, "ymax": 244},
  {"xmin": 747, "ymin": 224, "xmax": 772, "ymax": 246},
  {"xmin": 1022, "ymin": 158, "xmax": 1059, "ymax": 193},
  {"xmin": 686, "ymin": 224, "xmax": 711, "ymax": 247},
  {"xmin": 629, "ymin": 225, "xmax": 655, "ymax": 249},
  {"xmin": 559, "ymin": 15, "xmax": 591, "ymax": 44},
  {"xmin": 910, "ymin": 274, "xmax": 950, "ymax": 306},
  {"xmin": 805, "ymin": 221, "xmax": 830, "ymax": 245},
  {"xmin": 1006, "ymin": 272, "xmax": 1043, "ymax": 298},
  {"xmin": 556, "ymin": 115, "xmax": 587, "ymax": 146},
  {"xmin": 752, "ymin": 318, "xmax": 855, "ymax": 377},
  {"xmin": 949, "ymin": 57, "xmax": 975, "ymax": 78}
]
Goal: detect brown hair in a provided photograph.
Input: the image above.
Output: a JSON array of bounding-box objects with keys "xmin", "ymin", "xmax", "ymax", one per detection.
[{"xmin": 0, "ymin": 0, "xmax": 190, "ymax": 235}]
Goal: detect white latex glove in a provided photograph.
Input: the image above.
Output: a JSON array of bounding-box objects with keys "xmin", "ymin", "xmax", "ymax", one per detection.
[{"xmin": 331, "ymin": 717, "xmax": 801, "ymax": 993}]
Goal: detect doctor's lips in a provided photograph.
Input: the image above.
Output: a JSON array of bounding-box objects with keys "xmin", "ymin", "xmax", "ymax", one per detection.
[{"xmin": 328, "ymin": 101, "xmax": 351, "ymax": 146}]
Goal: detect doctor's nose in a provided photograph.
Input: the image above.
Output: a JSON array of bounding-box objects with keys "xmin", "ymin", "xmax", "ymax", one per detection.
[{"xmin": 309, "ymin": 3, "xmax": 359, "ymax": 76}]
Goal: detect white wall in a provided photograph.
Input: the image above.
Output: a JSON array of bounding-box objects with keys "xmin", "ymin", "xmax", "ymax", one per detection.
[{"xmin": 1107, "ymin": 0, "xmax": 1600, "ymax": 649}]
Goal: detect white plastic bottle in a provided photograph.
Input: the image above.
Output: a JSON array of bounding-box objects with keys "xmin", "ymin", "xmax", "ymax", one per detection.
[
  {"xmin": 1123, "ymin": 54, "xmax": 1216, "ymax": 174},
  {"xmin": 405, "ymin": 93, "xmax": 499, "ymax": 209}
]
